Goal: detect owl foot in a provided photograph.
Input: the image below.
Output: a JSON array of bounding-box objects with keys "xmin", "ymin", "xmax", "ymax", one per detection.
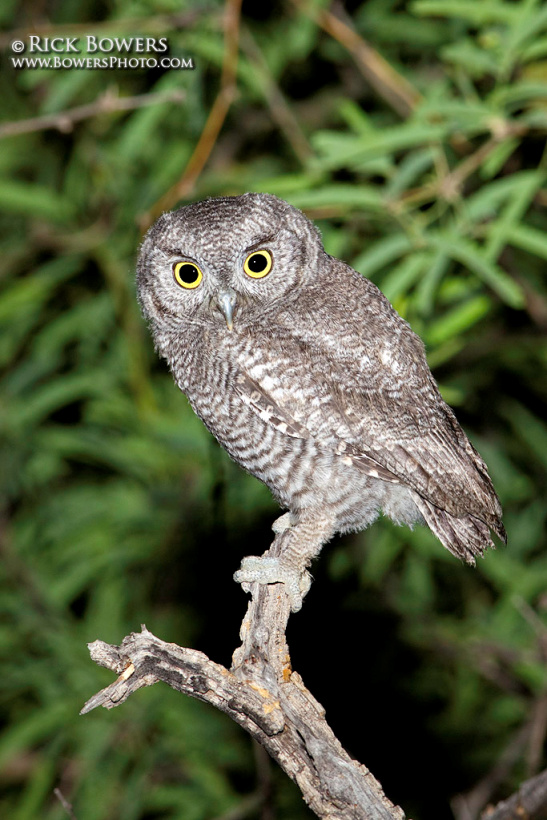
[
  {"xmin": 271, "ymin": 512, "xmax": 294, "ymax": 534},
  {"xmin": 234, "ymin": 556, "xmax": 312, "ymax": 612}
]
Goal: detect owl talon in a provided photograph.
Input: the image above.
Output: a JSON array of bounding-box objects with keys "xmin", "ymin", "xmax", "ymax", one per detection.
[{"xmin": 234, "ymin": 556, "xmax": 312, "ymax": 612}]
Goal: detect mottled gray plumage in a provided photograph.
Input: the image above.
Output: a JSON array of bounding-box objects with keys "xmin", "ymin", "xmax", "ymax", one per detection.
[{"xmin": 137, "ymin": 193, "xmax": 506, "ymax": 610}]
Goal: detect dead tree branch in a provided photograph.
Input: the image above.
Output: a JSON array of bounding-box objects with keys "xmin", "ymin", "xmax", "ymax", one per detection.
[
  {"xmin": 81, "ymin": 534, "xmax": 547, "ymax": 817},
  {"xmin": 481, "ymin": 768, "xmax": 547, "ymax": 820},
  {"xmin": 82, "ymin": 535, "xmax": 406, "ymax": 819}
]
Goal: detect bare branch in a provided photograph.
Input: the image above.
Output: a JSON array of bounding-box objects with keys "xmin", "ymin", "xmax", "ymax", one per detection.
[
  {"xmin": 81, "ymin": 626, "xmax": 286, "ymax": 737},
  {"xmin": 481, "ymin": 768, "xmax": 547, "ymax": 820},
  {"xmin": 82, "ymin": 533, "xmax": 406, "ymax": 819},
  {"xmin": 53, "ymin": 788, "xmax": 78, "ymax": 820},
  {"xmin": 240, "ymin": 27, "xmax": 313, "ymax": 166},
  {"xmin": 289, "ymin": 0, "xmax": 421, "ymax": 118},
  {"xmin": 452, "ymin": 722, "xmax": 532, "ymax": 820},
  {"xmin": 0, "ymin": 88, "xmax": 185, "ymax": 139}
]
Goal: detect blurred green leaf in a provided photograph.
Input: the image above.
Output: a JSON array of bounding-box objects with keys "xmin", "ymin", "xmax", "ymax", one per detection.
[
  {"xmin": 508, "ymin": 223, "xmax": 547, "ymax": 260},
  {"xmin": 425, "ymin": 294, "xmax": 491, "ymax": 345},
  {"xmin": 412, "ymin": 1, "xmax": 521, "ymax": 26},
  {"xmin": 428, "ymin": 234, "xmax": 525, "ymax": 307},
  {"xmin": 0, "ymin": 180, "xmax": 71, "ymax": 221}
]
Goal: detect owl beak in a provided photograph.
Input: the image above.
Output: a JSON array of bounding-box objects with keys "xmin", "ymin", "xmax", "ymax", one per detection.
[{"xmin": 216, "ymin": 288, "xmax": 237, "ymax": 331}]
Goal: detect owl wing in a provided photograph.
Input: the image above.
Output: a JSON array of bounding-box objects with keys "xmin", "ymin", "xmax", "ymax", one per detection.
[
  {"xmin": 233, "ymin": 268, "xmax": 505, "ymax": 555},
  {"xmin": 232, "ymin": 364, "xmax": 487, "ymax": 514},
  {"xmin": 233, "ymin": 371, "xmax": 401, "ymax": 485}
]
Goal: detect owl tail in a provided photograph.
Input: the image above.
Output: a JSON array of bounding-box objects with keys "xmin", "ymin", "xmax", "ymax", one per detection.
[{"xmin": 414, "ymin": 496, "xmax": 506, "ymax": 565}]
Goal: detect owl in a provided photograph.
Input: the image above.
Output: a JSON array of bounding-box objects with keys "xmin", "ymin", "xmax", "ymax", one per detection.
[{"xmin": 137, "ymin": 193, "xmax": 506, "ymax": 611}]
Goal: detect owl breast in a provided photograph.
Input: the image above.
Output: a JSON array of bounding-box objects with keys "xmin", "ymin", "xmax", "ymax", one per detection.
[{"xmin": 170, "ymin": 321, "xmax": 421, "ymax": 536}]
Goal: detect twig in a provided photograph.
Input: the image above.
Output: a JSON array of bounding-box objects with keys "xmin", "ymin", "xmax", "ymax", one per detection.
[
  {"xmin": 82, "ymin": 534, "xmax": 406, "ymax": 819},
  {"xmin": 54, "ymin": 788, "xmax": 78, "ymax": 820},
  {"xmin": 289, "ymin": 0, "xmax": 421, "ymax": 118},
  {"xmin": 513, "ymin": 594, "xmax": 547, "ymax": 656},
  {"xmin": 513, "ymin": 596, "xmax": 547, "ymax": 777},
  {"xmin": 140, "ymin": 0, "xmax": 243, "ymax": 229},
  {"xmin": 527, "ymin": 694, "xmax": 547, "ymax": 779},
  {"xmin": 211, "ymin": 791, "xmax": 264, "ymax": 820},
  {"xmin": 394, "ymin": 122, "xmax": 528, "ymax": 211},
  {"xmin": 452, "ymin": 722, "xmax": 531, "ymax": 820},
  {"xmin": 240, "ymin": 27, "xmax": 313, "ymax": 166},
  {"xmin": 0, "ymin": 88, "xmax": 185, "ymax": 139},
  {"xmin": 481, "ymin": 768, "xmax": 547, "ymax": 820},
  {"xmin": 439, "ymin": 123, "xmax": 526, "ymax": 202},
  {"xmin": 452, "ymin": 687, "xmax": 547, "ymax": 820}
]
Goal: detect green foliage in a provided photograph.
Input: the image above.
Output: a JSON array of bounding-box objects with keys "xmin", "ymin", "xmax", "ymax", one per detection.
[{"xmin": 1, "ymin": 0, "xmax": 546, "ymax": 818}]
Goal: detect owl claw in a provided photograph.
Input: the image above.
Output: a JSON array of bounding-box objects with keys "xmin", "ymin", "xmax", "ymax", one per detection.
[{"xmin": 234, "ymin": 556, "xmax": 312, "ymax": 612}]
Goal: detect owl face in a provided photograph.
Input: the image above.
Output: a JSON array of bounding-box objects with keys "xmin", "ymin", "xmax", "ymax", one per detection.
[{"xmin": 137, "ymin": 193, "xmax": 323, "ymax": 336}]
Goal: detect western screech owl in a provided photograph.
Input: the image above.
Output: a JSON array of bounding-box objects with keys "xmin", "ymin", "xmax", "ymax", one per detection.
[{"xmin": 137, "ymin": 193, "xmax": 505, "ymax": 611}]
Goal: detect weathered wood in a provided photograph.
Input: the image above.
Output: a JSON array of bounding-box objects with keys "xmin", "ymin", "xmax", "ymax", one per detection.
[
  {"xmin": 481, "ymin": 768, "xmax": 547, "ymax": 820},
  {"xmin": 82, "ymin": 533, "xmax": 406, "ymax": 819}
]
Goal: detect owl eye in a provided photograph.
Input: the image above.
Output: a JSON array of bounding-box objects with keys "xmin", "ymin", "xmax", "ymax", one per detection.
[
  {"xmin": 243, "ymin": 250, "xmax": 273, "ymax": 279},
  {"xmin": 173, "ymin": 261, "xmax": 203, "ymax": 289}
]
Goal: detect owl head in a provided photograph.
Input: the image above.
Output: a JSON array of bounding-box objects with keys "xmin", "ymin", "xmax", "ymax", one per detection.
[{"xmin": 136, "ymin": 193, "xmax": 324, "ymax": 345}]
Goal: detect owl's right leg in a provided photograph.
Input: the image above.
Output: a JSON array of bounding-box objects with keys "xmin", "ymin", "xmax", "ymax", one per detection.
[
  {"xmin": 271, "ymin": 512, "xmax": 293, "ymax": 534},
  {"xmin": 233, "ymin": 512, "xmax": 335, "ymax": 612}
]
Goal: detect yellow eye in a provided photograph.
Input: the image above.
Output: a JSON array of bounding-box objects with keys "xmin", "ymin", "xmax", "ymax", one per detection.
[
  {"xmin": 173, "ymin": 261, "xmax": 203, "ymax": 289},
  {"xmin": 243, "ymin": 250, "xmax": 273, "ymax": 279}
]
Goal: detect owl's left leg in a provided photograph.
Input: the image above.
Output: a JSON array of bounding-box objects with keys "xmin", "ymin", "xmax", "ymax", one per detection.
[{"xmin": 233, "ymin": 512, "xmax": 336, "ymax": 612}]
